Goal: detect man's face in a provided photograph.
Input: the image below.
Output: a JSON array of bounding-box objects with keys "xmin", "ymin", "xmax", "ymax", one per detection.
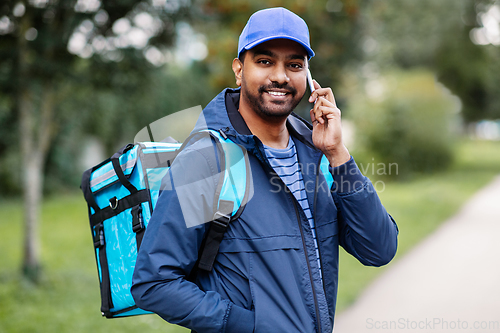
[{"xmin": 233, "ymin": 39, "xmax": 308, "ymax": 120}]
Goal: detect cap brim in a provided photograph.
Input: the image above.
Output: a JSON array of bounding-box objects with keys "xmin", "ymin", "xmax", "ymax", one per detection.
[{"xmin": 240, "ymin": 35, "xmax": 315, "ymax": 59}]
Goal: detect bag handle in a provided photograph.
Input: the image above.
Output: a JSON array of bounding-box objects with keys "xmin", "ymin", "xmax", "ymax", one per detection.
[{"xmin": 111, "ymin": 144, "xmax": 138, "ymax": 194}]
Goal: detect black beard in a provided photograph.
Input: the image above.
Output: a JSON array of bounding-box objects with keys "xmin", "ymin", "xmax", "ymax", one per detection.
[{"xmin": 241, "ymin": 80, "xmax": 304, "ymax": 120}]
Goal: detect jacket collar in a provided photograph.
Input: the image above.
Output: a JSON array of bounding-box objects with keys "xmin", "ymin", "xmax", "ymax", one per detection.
[{"xmin": 225, "ymin": 90, "xmax": 252, "ymax": 135}]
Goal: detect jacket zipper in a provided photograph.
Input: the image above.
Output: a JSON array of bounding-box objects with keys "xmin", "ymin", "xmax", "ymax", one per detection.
[
  {"xmin": 257, "ymin": 139, "xmax": 323, "ymax": 333},
  {"xmin": 291, "ymin": 193, "xmax": 322, "ymax": 333}
]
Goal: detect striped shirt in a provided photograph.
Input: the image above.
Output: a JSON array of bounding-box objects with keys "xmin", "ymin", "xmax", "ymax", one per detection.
[{"xmin": 264, "ymin": 137, "xmax": 322, "ymax": 280}]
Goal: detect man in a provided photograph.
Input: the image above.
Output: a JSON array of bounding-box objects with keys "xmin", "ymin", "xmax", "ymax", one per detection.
[{"xmin": 132, "ymin": 7, "xmax": 398, "ymax": 333}]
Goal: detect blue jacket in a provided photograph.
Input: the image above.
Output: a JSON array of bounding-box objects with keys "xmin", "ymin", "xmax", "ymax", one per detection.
[{"xmin": 131, "ymin": 88, "xmax": 398, "ymax": 333}]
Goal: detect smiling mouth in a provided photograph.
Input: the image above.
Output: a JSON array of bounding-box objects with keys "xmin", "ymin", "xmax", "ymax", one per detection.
[{"xmin": 266, "ymin": 91, "xmax": 288, "ymax": 96}]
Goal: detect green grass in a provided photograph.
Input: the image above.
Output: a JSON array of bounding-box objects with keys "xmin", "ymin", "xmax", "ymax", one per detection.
[
  {"xmin": 0, "ymin": 194, "xmax": 188, "ymax": 333},
  {"xmin": 1, "ymin": 139, "xmax": 499, "ymax": 332},
  {"xmin": 336, "ymin": 139, "xmax": 500, "ymax": 311}
]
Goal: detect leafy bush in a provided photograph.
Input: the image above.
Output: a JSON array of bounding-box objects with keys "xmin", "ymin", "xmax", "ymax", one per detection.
[{"xmin": 346, "ymin": 69, "xmax": 460, "ymax": 179}]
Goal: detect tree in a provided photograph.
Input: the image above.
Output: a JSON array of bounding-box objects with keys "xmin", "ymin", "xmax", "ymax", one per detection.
[
  {"xmin": 0, "ymin": 0, "xmax": 192, "ymax": 282},
  {"xmin": 358, "ymin": 0, "xmax": 500, "ymax": 123}
]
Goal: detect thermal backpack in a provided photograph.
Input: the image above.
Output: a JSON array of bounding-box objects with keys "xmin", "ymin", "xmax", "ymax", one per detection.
[
  {"xmin": 81, "ymin": 126, "xmax": 333, "ymax": 319},
  {"xmin": 80, "ymin": 129, "xmax": 251, "ymax": 318}
]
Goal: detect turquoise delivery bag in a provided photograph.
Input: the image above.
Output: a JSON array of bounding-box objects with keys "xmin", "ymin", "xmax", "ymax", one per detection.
[{"xmin": 80, "ymin": 130, "xmax": 250, "ymax": 318}]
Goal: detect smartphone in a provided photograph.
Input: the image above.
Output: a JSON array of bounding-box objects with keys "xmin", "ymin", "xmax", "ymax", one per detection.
[
  {"xmin": 307, "ymin": 68, "xmax": 317, "ymax": 106},
  {"xmin": 307, "ymin": 68, "xmax": 315, "ymax": 93}
]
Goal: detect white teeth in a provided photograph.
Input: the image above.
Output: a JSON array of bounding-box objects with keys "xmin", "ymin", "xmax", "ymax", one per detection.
[{"xmin": 267, "ymin": 91, "xmax": 286, "ymax": 96}]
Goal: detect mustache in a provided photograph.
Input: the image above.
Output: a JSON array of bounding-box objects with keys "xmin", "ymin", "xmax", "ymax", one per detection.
[{"xmin": 258, "ymin": 83, "xmax": 297, "ymax": 95}]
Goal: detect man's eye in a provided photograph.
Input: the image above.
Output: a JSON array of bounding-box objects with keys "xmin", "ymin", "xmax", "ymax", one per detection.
[
  {"xmin": 290, "ymin": 63, "xmax": 303, "ymax": 69},
  {"xmin": 258, "ymin": 59, "xmax": 271, "ymax": 65}
]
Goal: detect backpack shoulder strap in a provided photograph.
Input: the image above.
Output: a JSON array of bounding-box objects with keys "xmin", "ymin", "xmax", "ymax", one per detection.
[
  {"xmin": 320, "ymin": 155, "xmax": 334, "ymax": 190},
  {"xmin": 193, "ymin": 129, "xmax": 250, "ymax": 272},
  {"xmin": 209, "ymin": 129, "xmax": 249, "ymax": 219}
]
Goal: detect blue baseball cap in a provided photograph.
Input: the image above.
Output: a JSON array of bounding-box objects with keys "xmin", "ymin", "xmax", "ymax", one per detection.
[{"xmin": 238, "ymin": 7, "xmax": 315, "ymax": 59}]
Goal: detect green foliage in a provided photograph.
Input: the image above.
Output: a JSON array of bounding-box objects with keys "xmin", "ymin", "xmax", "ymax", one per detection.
[
  {"xmin": 0, "ymin": 0, "xmax": 213, "ymax": 197},
  {"xmin": 337, "ymin": 139, "xmax": 500, "ymax": 310},
  {"xmin": 346, "ymin": 69, "xmax": 460, "ymax": 178},
  {"xmin": 360, "ymin": 0, "xmax": 468, "ymax": 68},
  {"xmin": 435, "ymin": 29, "xmax": 500, "ymax": 122},
  {"xmin": 360, "ymin": 0, "xmax": 500, "ymax": 122}
]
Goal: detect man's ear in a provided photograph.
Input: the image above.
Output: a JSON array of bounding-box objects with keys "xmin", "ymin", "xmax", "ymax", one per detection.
[{"xmin": 232, "ymin": 58, "xmax": 243, "ymax": 87}]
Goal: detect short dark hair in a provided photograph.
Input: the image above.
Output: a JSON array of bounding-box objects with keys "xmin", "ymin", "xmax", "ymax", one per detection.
[{"xmin": 238, "ymin": 50, "xmax": 247, "ymax": 63}]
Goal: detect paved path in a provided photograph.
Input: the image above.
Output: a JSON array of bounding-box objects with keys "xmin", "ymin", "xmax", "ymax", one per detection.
[{"xmin": 334, "ymin": 175, "xmax": 500, "ymax": 333}]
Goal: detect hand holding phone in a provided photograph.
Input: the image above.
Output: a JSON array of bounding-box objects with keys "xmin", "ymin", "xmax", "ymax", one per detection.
[{"xmin": 307, "ymin": 69, "xmax": 350, "ymax": 166}]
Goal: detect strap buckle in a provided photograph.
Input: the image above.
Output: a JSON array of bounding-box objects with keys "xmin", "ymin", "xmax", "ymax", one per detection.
[
  {"xmin": 132, "ymin": 205, "xmax": 144, "ymax": 233},
  {"xmin": 93, "ymin": 223, "xmax": 105, "ymax": 248},
  {"xmin": 212, "ymin": 211, "xmax": 231, "ymax": 228}
]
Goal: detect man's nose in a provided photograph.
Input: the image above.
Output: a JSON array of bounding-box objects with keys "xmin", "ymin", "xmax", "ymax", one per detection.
[{"xmin": 269, "ymin": 64, "xmax": 290, "ymax": 85}]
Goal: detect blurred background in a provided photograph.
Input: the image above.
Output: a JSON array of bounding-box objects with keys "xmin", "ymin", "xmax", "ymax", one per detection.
[{"xmin": 1, "ymin": 0, "xmax": 499, "ymax": 332}]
